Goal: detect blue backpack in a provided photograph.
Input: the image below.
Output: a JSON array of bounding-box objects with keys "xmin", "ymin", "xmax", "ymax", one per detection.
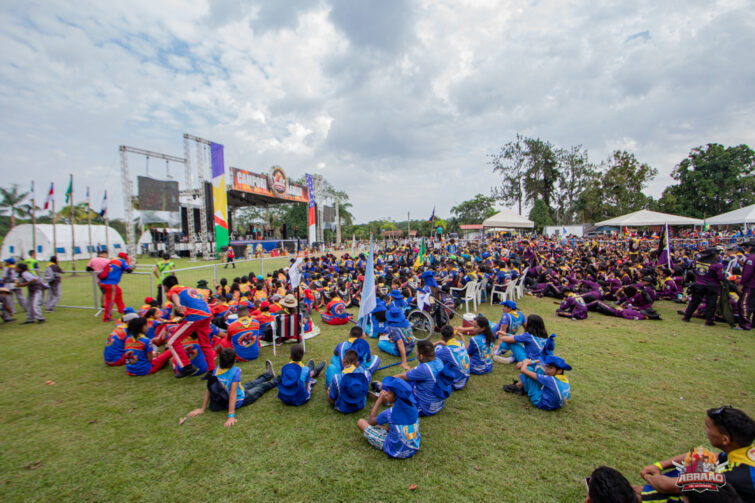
[{"xmin": 277, "ymin": 363, "xmax": 310, "ymax": 406}]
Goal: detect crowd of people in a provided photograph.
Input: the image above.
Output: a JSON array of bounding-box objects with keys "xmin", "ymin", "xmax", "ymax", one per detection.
[
  {"xmin": 1, "ymin": 250, "xmax": 63, "ymax": 323},
  {"xmin": 3, "ymin": 231, "xmax": 753, "ymax": 500}
]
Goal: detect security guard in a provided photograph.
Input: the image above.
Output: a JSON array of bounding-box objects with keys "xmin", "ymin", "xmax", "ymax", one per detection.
[{"xmin": 153, "ymin": 252, "xmax": 175, "ymax": 304}]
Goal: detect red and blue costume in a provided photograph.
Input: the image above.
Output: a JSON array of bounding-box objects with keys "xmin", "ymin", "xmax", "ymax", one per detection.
[
  {"xmin": 98, "ymin": 255, "xmax": 131, "ymax": 321},
  {"xmin": 165, "ymin": 286, "xmax": 216, "ymax": 374},
  {"xmin": 321, "ymin": 296, "xmax": 351, "ymax": 325}
]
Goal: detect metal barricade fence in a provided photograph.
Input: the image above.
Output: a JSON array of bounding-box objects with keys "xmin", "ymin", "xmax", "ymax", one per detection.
[
  {"xmin": 165, "ymin": 257, "xmax": 295, "ymax": 292},
  {"xmin": 51, "ymin": 270, "xmax": 154, "ymax": 312}
]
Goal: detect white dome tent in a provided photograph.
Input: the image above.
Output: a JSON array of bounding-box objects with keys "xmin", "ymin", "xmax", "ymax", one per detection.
[
  {"xmin": 482, "ymin": 209, "xmax": 535, "ymax": 229},
  {"xmin": 706, "ymin": 204, "xmax": 755, "ymax": 227},
  {"xmin": 1, "ymin": 224, "xmax": 125, "ymax": 262}
]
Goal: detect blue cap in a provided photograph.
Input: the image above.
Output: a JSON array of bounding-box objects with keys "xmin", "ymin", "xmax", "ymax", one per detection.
[
  {"xmin": 390, "ymin": 289, "xmax": 403, "ymax": 300},
  {"xmin": 542, "ymin": 355, "xmax": 572, "ymax": 371},
  {"xmin": 3, "ymin": 258, "xmax": 15, "ymax": 264},
  {"xmin": 500, "ymin": 300, "xmax": 517, "ymax": 310},
  {"xmin": 123, "ymin": 307, "xmax": 136, "ymax": 314},
  {"xmin": 371, "ymin": 298, "xmax": 387, "ymax": 314}
]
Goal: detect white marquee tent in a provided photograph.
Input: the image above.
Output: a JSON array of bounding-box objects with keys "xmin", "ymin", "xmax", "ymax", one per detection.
[
  {"xmin": 482, "ymin": 209, "xmax": 535, "ymax": 229},
  {"xmin": 706, "ymin": 204, "xmax": 755, "ymax": 226},
  {"xmin": 1, "ymin": 224, "xmax": 125, "ymax": 262},
  {"xmin": 595, "ymin": 210, "xmax": 703, "ymax": 227}
]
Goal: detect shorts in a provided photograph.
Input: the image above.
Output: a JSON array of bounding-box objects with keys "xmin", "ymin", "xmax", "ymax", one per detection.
[{"xmin": 364, "ymin": 425, "xmax": 387, "ymax": 450}]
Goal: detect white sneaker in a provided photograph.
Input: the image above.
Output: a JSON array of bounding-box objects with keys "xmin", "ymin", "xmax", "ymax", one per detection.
[{"xmin": 493, "ymin": 355, "xmax": 516, "ymax": 364}]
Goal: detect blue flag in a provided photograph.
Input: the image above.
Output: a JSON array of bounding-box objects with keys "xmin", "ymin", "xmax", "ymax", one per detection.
[{"xmin": 357, "ymin": 234, "xmax": 376, "ymax": 330}]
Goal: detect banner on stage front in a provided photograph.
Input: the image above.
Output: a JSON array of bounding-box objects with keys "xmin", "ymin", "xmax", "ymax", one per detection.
[
  {"xmin": 230, "ymin": 167, "xmax": 308, "ymax": 203},
  {"xmin": 211, "ymin": 142, "xmax": 229, "ymax": 252}
]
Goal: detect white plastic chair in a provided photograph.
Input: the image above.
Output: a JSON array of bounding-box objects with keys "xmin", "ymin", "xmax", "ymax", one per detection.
[
  {"xmin": 451, "ymin": 280, "xmax": 477, "ymax": 313},
  {"xmin": 475, "ymin": 277, "xmax": 488, "ymax": 305},
  {"xmin": 490, "ymin": 281, "xmax": 511, "ymax": 305},
  {"xmin": 515, "ymin": 267, "xmax": 529, "ymax": 299}
]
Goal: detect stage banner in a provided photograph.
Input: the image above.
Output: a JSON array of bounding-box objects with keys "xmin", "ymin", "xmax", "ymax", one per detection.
[
  {"xmin": 306, "ymin": 174, "xmax": 316, "ymax": 244},
  {"xmin": 211, "ymin": 142, "xmax": 229, "ymax": 252}
]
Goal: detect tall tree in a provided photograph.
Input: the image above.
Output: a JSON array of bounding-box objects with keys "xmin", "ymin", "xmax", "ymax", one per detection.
[
  {"xmin": 667, "ymin": 143, "xmax": 755, "ymax": 218},
  {"xmin": 0, "ymin": 184, "xmax": 31, "ymax": 229},
  {"xmin": 489, "ymin": 134, "xmax": 526, "ymax": 215},
  {"xmin": 553, "ymin": 145, "xmax": 595, "ymax": 224},
  {"xmin": 522, "ymin": 138, "xmax": 560, "ymax": 210},
  {"xmin": 528, "ymin": 199, "xmax": 553, "ymax": 232},
  {"xmin": 450, "ymin": 193, "xmax": 497, "ymax": 224},
  {"xmin": 599, "ymin": 150, "xmax": 657, "ymax": 218}
]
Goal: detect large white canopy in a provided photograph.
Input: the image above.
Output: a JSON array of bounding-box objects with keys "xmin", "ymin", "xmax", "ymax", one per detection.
[
  {"xmin": 482, "ymin": 209, "xmax": 534, "ymax": 229},
  {"xmin": 706, "ymin": 204, "xmax": 755, "ymax": 225},
  {"xmin": 1, "ymin": 224, "xmax": 125, "ymax": 261},
  {"xmin": 595, "ymin": 209, "xmax": 703, "ymax": 227}
]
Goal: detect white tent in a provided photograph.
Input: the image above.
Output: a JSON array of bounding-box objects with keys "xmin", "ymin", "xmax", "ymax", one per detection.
[
  {"xmin": 482, "ymin": 209, "xmax": 535, "ymax": 229},
  {"xmin": 595, "ymin": 210, "xmax": 703, "ymax": 227},
  {"xmin": 706, "ymin": 204, "xmax": 755, "ymax": 226},
  {"xmin": 1, "ymin": 224, "xmax": 125, "ymax": 261}
]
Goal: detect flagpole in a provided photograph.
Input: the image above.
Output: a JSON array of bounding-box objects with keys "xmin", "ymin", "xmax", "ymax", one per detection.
[
  {"xmin": 87, "ymin": 187, "xmax": 93, "ymax": 259},
  {"xmin": 666, "ymin": 222, "xmax": 671, "ymax": 269},
  {"xmin": 69, "ymin": 174, "xmax": 76, "ymax": 274},
  {"xmin": 31, "ymin": 181, "xmax": 37, "ymax": 254},
  {"xmin": 105, "ymin": 215, "xmax": 109, "ymax": 253},
  {"xmin": 52, "ymin": 191, "xmax": 57, "ymax": 257}
]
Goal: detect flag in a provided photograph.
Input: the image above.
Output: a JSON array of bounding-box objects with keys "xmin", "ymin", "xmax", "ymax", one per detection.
[
  {"xmin": 428, "ymin": 207, "xmax": 435, "ymax": 223},
  {"xmin": 289, "ymin": 257, "xmax": 303, "ymax": 288},
  {"xmin": 413, "ymin": 237, "xmax": 426, "ymax": 269},
  {"xmin": 65, "ymin": 177, "xmax": 73, "ymax": 204},
  {"xmin": 86, "ymin": 186, "xmax": 91, "ymax": 206},
  {"xmin": 43, "ymin": 183, "xmax": 54, "ymax": 210},
  {"xmin": 357, "ymin": 234, "xmax": 376, "ymax": 330},
  {"xmin": 657, "ymin": 223, "xmax": 671, "ymax": 268},
  {"xmin": 562, "ymin": 226, "xmax": 567, "ymax": 235},
  {"xmin": 99, "ymin": 190, "xmax": 108, "ymax": 217},
  {"xmin": 624, "ymin": 226, "xmax": 629, "ymax": 237},
  {"xmin": 703, "ymin": 220, "xmax": 709, "ymax": 232}
]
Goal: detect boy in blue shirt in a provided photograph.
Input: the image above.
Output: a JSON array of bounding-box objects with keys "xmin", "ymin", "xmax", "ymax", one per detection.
[
  {"xmin": 328, "ymin": 349, "xmax": 370, "ymax": 413},
  {"xmin": 503, "ymin": 355, "xmax": 572, "ymax": 411},
  {"xmin": 325, "ymin": 326, "xmax": 381, "ymax": 386},
  {"xmin": 357, "ymin": 376, "xmax": 421, "ymax": 459},
  {"xmin": 186, "ymin": 348, "xmax": 277, "ymax": 427},
  {"xmin": 377, "ymin": 304, "xmax": 416, "ymax": 371},
  {"xmin": 277, "ymin": 344, "xmax": 325, "ymax": 406},
  {"xmin": 434, "ymin": 325, "xmax": 470, "ymax": 390},
  {"xmin": 392, "ymin": 340, "xmax": 448, "ymax": 416}
]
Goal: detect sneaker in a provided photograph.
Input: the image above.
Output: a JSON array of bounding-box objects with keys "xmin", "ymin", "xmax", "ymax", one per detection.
[
  {"xmin": 199, "ymin": 371, "xmax": 212, "ymax": 381},
  {"xmin": 371, "ymin": 381, "xmax": 382, "ymax": 393},
  {"xmin": 493, "ymin": 355, "xmax": 516, "ymax": 364},
  {"xmin": 265, "ymin": 359, "xmax": 275, "ymax": 379},
  {"xmin": 21, "ymin": 320, "xmax": 35, "ymax": 325},
  {"xmin": 681, "ymin": 317, "xmax": 690, "ymax": 322},
  {"xmin": 503, "ymin": 383, "xmax": 524, "ymax": 395},
  {"xmin": 312, "ymin": 361, "xmax": 325, "ymax": 378},
  {"xmin": 175, "ymin": 364, "xmax": 199, "ymax": 378},
  {"xmin": 37, "ymin": 319, "xmax": 46, "ymax": 324},
  {"xmin": 309, "ymin": 378, "xmax": 318, "ymax": 387},
  {"xmin": 705, "ymin": 320, "xmax": 715, "ymax": 326},
  {"xmin": 3, "ymin": 318, "xmax": 16, "ymax": 322},
  {"xmin": 307, "ymin": 359, "xmax": 315, "ymax": 371}
]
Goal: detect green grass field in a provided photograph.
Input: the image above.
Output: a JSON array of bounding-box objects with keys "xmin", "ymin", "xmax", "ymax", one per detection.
[{"xmin": 0, "ymin": 257, "xmax": 753, "ymax": 502}]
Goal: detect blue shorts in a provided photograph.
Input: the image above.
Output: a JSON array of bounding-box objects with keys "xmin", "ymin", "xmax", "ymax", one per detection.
[{"xmin": 364, "ymin": 425, "xmax": 387, "ymax": 450}]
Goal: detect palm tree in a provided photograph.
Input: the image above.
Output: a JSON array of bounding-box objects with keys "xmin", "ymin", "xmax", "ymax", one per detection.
[
  {"xmin": 0, "ymin": 184, "xmax": 31, "ymax": 228},
  {"xmin": 55, "ymin": 202, "xmax": 99, "ymax": 224}
]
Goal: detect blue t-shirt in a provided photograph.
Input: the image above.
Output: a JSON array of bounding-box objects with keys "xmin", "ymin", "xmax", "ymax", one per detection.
[
  {"xmin": 406, "ymin": 359, "xmax": 445, "ymax": 415},
  {"xmin": 495, "ymin": 311, "xmax": 526, "ymax": 335},
  {"xmin": 467, "ymin": 334, "xmax": 493, "ymax": 374},
  {"xmin": 534, "ymin": 374, "xmax": 571, "ymax": 410},
  {"xmin": 435, "ymin": 340, "xmax": 470, "ymax": 390},
  {"xmin": 124, "ymin": 336, "xmax": 154, "ymax": 376},
  {"xmin": 384, "ymin": 326, "xmax": 415, "ymax": 353},
  {"xmin": 513, "ymin": 333, "xmax": 548, "ymax": 360},
  {"xmin": 376, "ymin": 408, "xmax": 421, "ymax": 459},
  {"xmin": 215, "ymin": 366, "xmax": 245, "ymax": 408}
]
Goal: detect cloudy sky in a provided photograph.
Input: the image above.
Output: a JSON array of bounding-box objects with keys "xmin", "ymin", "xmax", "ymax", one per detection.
[{"xmin": 1, "ymin": 0, "xmax": 753, "ymax": 223}]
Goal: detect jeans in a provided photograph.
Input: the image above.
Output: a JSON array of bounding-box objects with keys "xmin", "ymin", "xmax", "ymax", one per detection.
[{"xmin": 241, "ymin": 373, "xmax": 279, "ymax": 407}]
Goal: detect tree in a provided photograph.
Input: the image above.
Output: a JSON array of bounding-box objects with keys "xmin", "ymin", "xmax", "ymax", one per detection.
[
  {"xmin": 598, "ymin": 150, "xmax": 657, "ymax": 218},
  {"xmin": 55, "ymin": 202, "xmax": 99, "ymax": 224},
  {"xmin": 528, "ymin": 199, "xmax": 553, "ymax": 232},
  {"xmin": 522, "ymin": 138, "xmax": 560, "ymax": 210},
  {"xmin": 0, "ymin": 184, "xmax": 31, "ymax": 229},
  {"xmin": 490, "ymin": 134, "xmax": 526, "ymax": 215},
  {"xmin": 553, "ymin": 145, "xmax": 595, "ymax": 224},
  {"xmin": 450, "ymin": 194, "xmax": 497, "ymax": 224},
  {"xmin": 667, "ymin": 143, "xmax": 755, "ymax": 218}
]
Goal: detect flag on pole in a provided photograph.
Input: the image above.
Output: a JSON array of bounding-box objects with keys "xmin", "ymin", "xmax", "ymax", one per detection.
[
  {"xmin": 99, "ymin": 190, "xmax": 108, "ymax": 217},
  {"xmin": 289, "ymin": 257, "xmax": 304, "ymax": 288},
  {"xmin": 65, "ymin": 177, "xmax": 73, "ymax": 204},
  {"xmin": 428, "ymin": 207, "xmax": 435, "ymax": 223},
  {"xmin": 43, "ymin": 183, "xmax": 54, "ymax": 210},
  {"xmin": 657, "ymin": 222, "xmax": 671, "ymax": 268},
  {"xmin": 413, "ymin": 237, "xmax": 426, "ymax": 270},
  {"xmin": 86, "ymin": 186, "xmax": 91, "ymax": 205},
  {"xmin": 357, "ymin": 234, "xmax": 376, "ymax": 330}
]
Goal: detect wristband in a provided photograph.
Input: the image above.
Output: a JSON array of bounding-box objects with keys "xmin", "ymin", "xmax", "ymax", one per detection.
[
  {"xmin": 228, "ymin": 413, "xmax": 235, "ymax": 418},
  {"xmin": 654, "ymin": 462, "xmax": 663, "ymax": 471}
]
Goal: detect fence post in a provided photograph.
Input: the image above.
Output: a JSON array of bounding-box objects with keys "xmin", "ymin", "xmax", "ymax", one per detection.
[
  {"xmin": 261, "ymin": 258, "xmax": 265, "ymax": 277},
  {"xmin": 91, "ymin": 271, "xmax": 98, "ymax": 309}
]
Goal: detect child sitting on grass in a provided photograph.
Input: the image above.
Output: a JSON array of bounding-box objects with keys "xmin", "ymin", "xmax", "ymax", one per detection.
[
  {"xmin": 325, "ymin": 326, "xmax": 380, "ymax": 386},
  {"xmin": 277, "ymin": 344, "xmax": 325, "ymax": 406},
  {"xmin": 503, "ymin": 355, "xmax": 572, "ymax": 411},
  {"xmin": 328, "ymin": 349, "xmax": 370, "ymax": 414},
  {"xmin": 433, "ymin": 325, "xmax": 470, "ymax": 390},
  {"xmin": 357, "ymin": 376, "xmax": 421, "ymax": 459},
  {"xmin": 392, "ymin": 340, "xmax": 451, "ymax": 417},
  {"xmin": 186, "ymin": 348, "xmax": 277, "ymax": 427},
  {"xmin": 495, "ymin": 314, "xmax": 556, "ymax": 365},
  {"xmin": 456, "ymin": 314, "xmax": 496, "ymax": 375},
  {"xmin": 124, "ymin": 317, "xmax": 171, "ymax": 376}
]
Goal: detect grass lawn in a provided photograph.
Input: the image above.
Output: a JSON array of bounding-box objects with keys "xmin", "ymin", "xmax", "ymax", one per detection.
[{"xmin": 0, "ymin": 258, "xmax": 753, "ymax": 502}]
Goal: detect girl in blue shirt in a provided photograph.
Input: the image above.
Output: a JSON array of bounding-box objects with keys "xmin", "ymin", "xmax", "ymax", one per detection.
[
  {"xmin": 497, "ymin": 314, "xmax": 555, "ymax": 364},
  {"xmin": 457, "ymin": 314, "xmax": 496, "ymax": 374}
]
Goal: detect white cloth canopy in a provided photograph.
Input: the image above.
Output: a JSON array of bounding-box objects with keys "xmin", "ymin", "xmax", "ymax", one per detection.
[
  {"xmin": 594, "ymin": 210, "xmax": 703, "ymax": 227},
  {"xmin": 706, "ymin": 204, "xmax": 755, "ymax": 225},
  {"xmin": 1, "ymin": 224, "xmax": 125, "ymax": 261},
  {"xmin": 482, "ymin": 209, "xmax": 534, "ymax": 229}
]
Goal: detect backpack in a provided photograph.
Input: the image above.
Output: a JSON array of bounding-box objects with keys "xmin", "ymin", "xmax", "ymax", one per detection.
[{"xmin": 207, "ymin": 375, "xmax": 230, "ymax": 412}]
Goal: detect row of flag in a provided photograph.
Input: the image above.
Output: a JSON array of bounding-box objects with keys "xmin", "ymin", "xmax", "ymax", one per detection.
[{"xmin": 38, "ymin": 180, "xmax": 107, "ymax": 218}]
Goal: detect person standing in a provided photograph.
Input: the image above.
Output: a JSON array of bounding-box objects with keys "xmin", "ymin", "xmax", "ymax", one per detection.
[
  {"xmin": 152, "ymin": 252, "xmax": 175, "ymax": 305},
  {"xmin": 2, "ymin": 258, "xmax": 25, "ymax": 315},
  {"xmin": 15, "ymin": 262, "xmax": 45, "ymax": 324},
  {"xmin": 682, "ymin": 248, "xmax": 726, "ymax": 326},
  {"xmin": 43, "ymin": 256, "xmax": 63, "ymax": 311},
  {"xmin": 98, "ymin": 252, "xmax": 132, "ymax": 322},
  {"xmin": 224, "ymin": 246, "xmax": 235, "ymax": 269},
  {"xmin": 738, "ymin": 240, "xmax": 755, "ymax": 330},
  {"xmin": 24, "ymin": 250, "xmax": 39, "ymax": 272}
]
